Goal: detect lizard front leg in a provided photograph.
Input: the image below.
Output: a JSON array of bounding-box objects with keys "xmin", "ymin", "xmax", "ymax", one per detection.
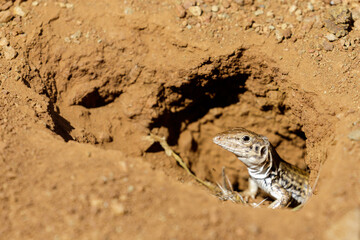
[
  {"xmin": 268, "ymin": 183, "xmax": 291, "ymax": 209},
  {"xmin": 242, "ymin": 177, "xmax": 259, "ymax": 201}
]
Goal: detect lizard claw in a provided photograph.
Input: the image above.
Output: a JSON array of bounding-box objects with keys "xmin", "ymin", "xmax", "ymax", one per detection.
[{"xmin": 241, "ymin": 189, "xmax": 256, "ymax": 201}]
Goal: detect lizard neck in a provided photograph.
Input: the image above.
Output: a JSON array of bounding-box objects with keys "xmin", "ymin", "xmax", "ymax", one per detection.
[{"xmin": 243, "ymin": 145, "xmax": 279, "ymax": 179}]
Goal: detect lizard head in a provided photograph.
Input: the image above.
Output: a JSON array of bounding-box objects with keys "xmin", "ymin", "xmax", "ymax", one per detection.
[{"xmin": 213, "ymin": 127, "xmax": 270, "ymax": 168}]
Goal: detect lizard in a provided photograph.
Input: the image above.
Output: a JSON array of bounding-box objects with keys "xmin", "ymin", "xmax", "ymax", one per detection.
[{"xmin": 213, "ymin": 127, "xmax": 311, "ymax": 209}]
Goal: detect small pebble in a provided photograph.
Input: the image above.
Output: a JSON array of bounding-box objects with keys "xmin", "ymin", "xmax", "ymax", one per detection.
[
  {"xmin": 275, "ymin": 29, "xmax": 284, "ymax": 43},
  {"xmin": 70, "ymin": 30, "xmax": 82, "ymax": 39},
  {"xmin": 289, "ymin": 5, "xmax": 297, "ymax": 14},
  {"xmin": 13, "ymin": 6, "xmax": 26, "ymax": 17},
  {"xmin": 124, "ymin": 7, "xmax": 133, "ymax": 15},
  {"xmin": 65, "ymin": 3, "xmax": 74, "ymax": 9},
  {"xmin": 32, "ymin": 1, "xmax": 39, "ymax": 6},
  {"xmin": 127, "ymin": 185, "xmax": 135, "ymax": 193},
  {"xmin": 222, "ymin": 0, "xmax": 231, "ymax": 9},
  {"xmin": 307, "ymin": 2, "xmax": 314, "ymax": 11},
  {"xmin": 218, "ymin": 13, "xmax": 229, "ymax": 19},
  {"xmin": 325, "ymin": 33, "xmax": 337, "ymax": 42},
  {"xmin": 295, "ymin": 9, "xmax": 302, "ymax": 16},
  {"xmin": 352, "ymin": 9, "xmax": 360, "ymax": 21},
  {"xmin": 175, "ymin": 4, "xmax": 186, "ymax": 18},
  {"xmin": 188, "ymin": 6, "xmax": 202, "ymax": 16},
  {"xmin": 0, "ymin": 37, "xmax": 9, "ymax": 47},
  {"xmin": 348, "ymin": 129, "xmax": 360, "ymax": 141},
  {"xmin": 254, "ymin": 9, "xmax": 264, "ymax": 16},
  {"xmin": 0, "ymin": 10, "xmax": 12, "ymax": 23},
  {"xmin": 266, "ymin": 11, "xmax": 274, "ymax": 18},
  {"xmin": 354, "ymin": 20, "xmax": 360, "ymax": 30},
  {"xmin": 211, "ymin": 5, "xmax": 219, "ymax": 12},
  {"xmin": 111, "ymin": 201, "xmax": 126, "ymax": 216},
  {"xmin": 2, "ymin": 46, "xmax": 17, "ymax": 60}
]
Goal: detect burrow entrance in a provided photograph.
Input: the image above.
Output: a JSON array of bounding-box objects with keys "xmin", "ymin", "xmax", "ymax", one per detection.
[
  {"xmin": 31, "ymin": 48, "xmax": 309, "ymax": 205},
  {"xmin": 146, "ymin": 50, "xmax": 308, "ymax": 193}
]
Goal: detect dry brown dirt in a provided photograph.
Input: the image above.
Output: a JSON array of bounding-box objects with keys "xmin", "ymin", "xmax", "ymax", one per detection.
[{"xmin": 0, "ymin": 0, "xmax": 360, "ymax": 239}]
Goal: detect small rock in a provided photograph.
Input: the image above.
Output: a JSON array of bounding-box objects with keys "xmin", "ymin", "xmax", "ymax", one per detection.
[
  {"xmin": 70, "ymin": 30, "xmax": 82, "ymax": 39},
  {"xmin": 65, "ymin": 3, "xmax": 74, "ymax": 9},
  {"xmin": 0, "ymin": 37, "xmax": 9, "ymax": 47},
  {"xmin": 0, "ymin": 10, "xmax": 12, "ymax": 23},
  {"xmin": 289, "ymin": 5, "xmax": 297, "ymax": 14},
  {"xmin": 211, "ymin": 5, "xmax": 219, "ymax": 12},
  {"xmin": 324, "ymin": 6, "xmax": 352, "ymax": 38},
  {"xmin": 322, "ymin": 40, "xmax": 334, "ymax": 51},
  {"xmin": 307, "ymin": 2, "xmax": 314, "ymax": 11},
  {"xmin": 295, "ymin": 9, "xmax": 302, "ymax": 16},
  {"xmin": 2, "ymin": 46, "xmax": 17, "ymax": 60},
  {"xmin": 348, "ymin": 129, "xmax": 360, "ymax": 141},
  {"xmin": 351, "ymin": 9, "xmax": 360, "ymax": 21},
  {"xmin": 266, "ymin": 11, "xmax": 274, "ymax": 18},
  {"xmin": 127, "ymin": 185, "xmax": 134, "ymax": 193},
  {"xmin": 175, "ymin": 4, "xmax": 186, "ymax": 18},
  {"xmin": 222, "ymin": 0, "xmax": 231, "ymax": 9},
  {"xmin": 283, "ymin": 29, "xmax": 292, "ymax": 39},
  {"xmin": 188, "ymin": 6, "xmax": 202, "ymax": 16},
  {"xmin": 13, "ymin": 6, "xmax": 26, "ymax": 17},
  {"xmin": 254, "ymin": 9, "xmax": 264, "ymax": 16},
  {"xmin": 218, "ymin": 13, "xmax": 229, "ymax": 19},
  {"xmin": 354, "ymin": 20, "xmax": 360, "ymax": 30},
  {"xmin": 325, "ymin": 33, "xmax": 337, "ymax": 42},
  {"xmin": 124, "ymin": 7, "xmax": 133, "ymax": 15},
  {"xmin": 275, "ymin": 29, "xmax": 284, "ymax": 43},
  {"xmin": 111, "ymin": 201, "xmax": 126, "ymax": 216},
  {"xmin": 32, "ymin": 1, "xmax": 39, "ymax": 7}
]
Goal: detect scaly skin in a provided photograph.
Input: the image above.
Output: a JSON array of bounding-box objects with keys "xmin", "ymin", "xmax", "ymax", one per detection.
[{"xmin": 213, "ymin": 127, "xmax": 311, "ymax": 209}]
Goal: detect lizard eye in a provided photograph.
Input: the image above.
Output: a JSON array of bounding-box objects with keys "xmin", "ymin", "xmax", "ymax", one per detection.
[{"xmin": 242, "ymin": 136, "xmax": 250, "ymax": 142}]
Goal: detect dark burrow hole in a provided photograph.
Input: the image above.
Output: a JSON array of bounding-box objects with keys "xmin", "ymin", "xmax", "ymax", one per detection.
[
  {"xmin": 77, "ymin": 89, "xmax": 122, "ymax": 109},
  {"xmin": 145, "ymin": 54, "xmax": 310, "ymax": 209},
  {"xmin": 148, "ymin": 72, "xmax": 249, "ymax": 146}
]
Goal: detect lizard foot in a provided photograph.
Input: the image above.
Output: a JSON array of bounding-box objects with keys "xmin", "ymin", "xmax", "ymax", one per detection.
[{"xmin": 240, "ymin": 177, "xmax": 259, "ymax": 202}]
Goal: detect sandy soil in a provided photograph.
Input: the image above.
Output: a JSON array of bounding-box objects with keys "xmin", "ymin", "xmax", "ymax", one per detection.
[{"xmin": 0, "ymin": 0, "xmax": 360, "ymax": 239}]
